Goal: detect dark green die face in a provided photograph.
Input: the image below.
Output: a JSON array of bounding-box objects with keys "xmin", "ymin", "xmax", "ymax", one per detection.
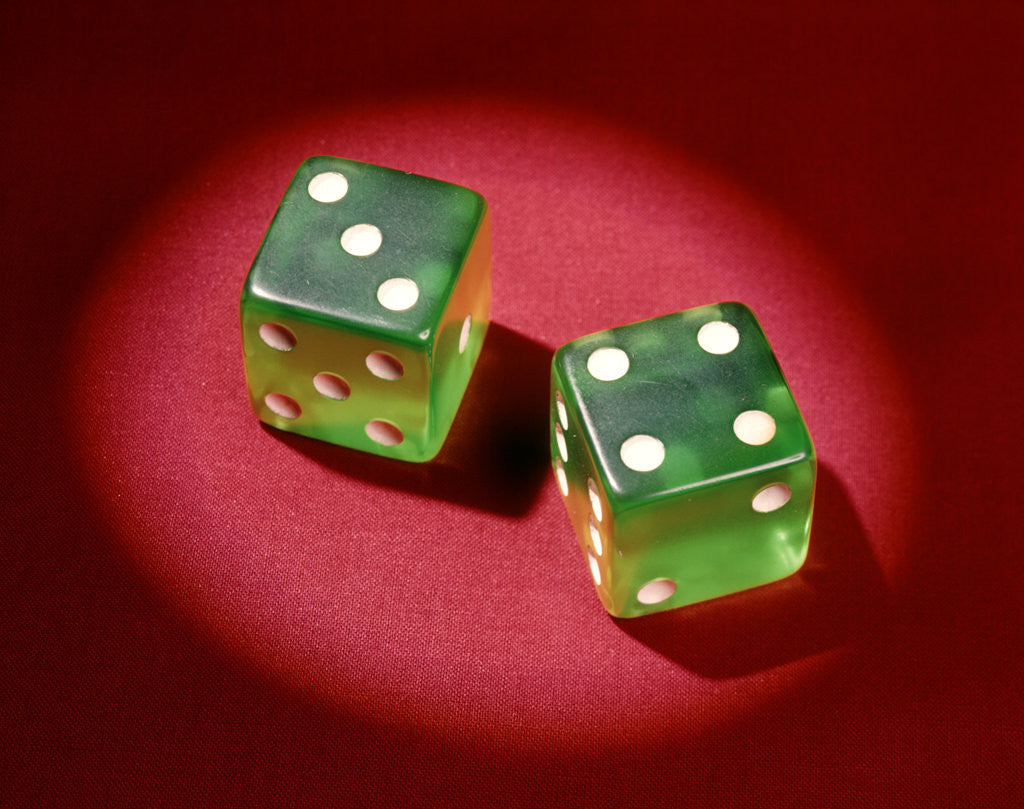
[
  {"xmin": 551, "ymin": 303, "xmax": 816, "ymax": 617},
  {"xmin": 241, "ymin": 157, "xmax": 490, "ymax": 461}
]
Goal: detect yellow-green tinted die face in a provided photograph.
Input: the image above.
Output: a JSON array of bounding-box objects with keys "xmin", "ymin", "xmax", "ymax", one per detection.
[
  {"xmin": 240, "ymin": 156, "xmax": 491, "ymax": 462},
  {"xmin": 551, "ymin": 303, "xmax": 816, "ymax": 617},
  {"xmin": 550, "ymin": 388, "xmax": 619, "ymax": 611}
]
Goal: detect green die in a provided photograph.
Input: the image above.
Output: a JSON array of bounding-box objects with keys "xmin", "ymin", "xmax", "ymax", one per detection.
[
  {"xmin": 241, "ymin": 156, "xmax": 490, "ymax": 462},
  {"xmin": 550, "ymin": 303, "xmax": 815, "ymax": 617}
]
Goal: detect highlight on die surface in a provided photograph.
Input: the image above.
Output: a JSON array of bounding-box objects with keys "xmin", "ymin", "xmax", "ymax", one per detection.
[
  {"xmin": 240, "ymin": 156, "xmax": 491, "ymax": 462},
  {"xmin": 550, "ymin": 303, "xmax": 816, "ymax": 618}
]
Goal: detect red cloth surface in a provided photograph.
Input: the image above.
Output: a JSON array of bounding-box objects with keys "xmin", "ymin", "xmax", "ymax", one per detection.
[{"xmin": 2, "ymin": 2, "xmax": 1022, "ymax": 806}]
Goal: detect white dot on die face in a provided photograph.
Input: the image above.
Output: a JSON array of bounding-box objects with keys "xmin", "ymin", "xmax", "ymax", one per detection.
[
  {"xmin": 752, "ymin": 483, "xmax": 793, "ymax": 513},
  {"xmin": 588, "ymin": 514, "xmax": 604, "ymax": 556},
  {"xmin": 637, "ymin": 578, "xmax": 676, "ymax": 605},
  {"xmin": 459, "ymin": 315, "xmax": 472, "ymax": 354},
  {"xmin": 341, "ymin": 223, "xmax": 382, "ymax": 256},
  {"xmin": 265, "ymin": 393, "xmax": 301, "ymax": 419},
  {"xmin": 587, "ymin": 347, "xmax": 630, "ymax": 381},
  {"xmin": 555, "ymin": 459, "xmax": 569, "ymax": 496},
  {"xmin": 258, "ymin": 323, "xmax": 297, "ymax": 352},
  {"xmin": 365, "ymin": 351, "xmax": 404, "ymax": 380},
  {"xmin": 620, "ymin": 434, "xmax": 665, "ymax": 472},
  {"xmin": 555, "ymin": 391, "xmax": 569, "ymax": 431},
  {"xmin": 307, "ymin": 171, "xmax": 349, "ymax": 203},
  {"xmin": 697, "ymin": 320, "xmax": 740, "ymax": 354},
  {"xmin": 587, "ymin": 478, "xmax": 603, "ymax": 522},
  {"xmin": 555, "ymin": 423, "xmax": 568, "ymax": 462},
  {"xmin": 733, "ymin": 410, "xmax": 777, "ymax": 446},
  {"xmin": 365, "ymin": 420, "xmax": 403, "ymax": 446},
  {"xmin": 588, "ymin": 551, "xmax": 601, "ymax": 586},
  {"xmin": 312, "ymin": 372, "xmax": 350, "ymax": 400},
  {"xmin": 376, "ymin": 278, "xmax": 419, "ymax": 311}
]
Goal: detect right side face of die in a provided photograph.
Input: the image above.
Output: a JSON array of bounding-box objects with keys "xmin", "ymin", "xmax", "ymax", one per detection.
[
  {"xmin": 551, "ymin": 303, "xmax": 816, "ymax": 618},
  {"xmin": 240, "ymin": 156, "xmax": 491, "ymax": 462}
]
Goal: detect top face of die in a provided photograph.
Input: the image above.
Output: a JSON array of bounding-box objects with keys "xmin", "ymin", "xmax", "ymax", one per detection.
[
  {"xmin": 553, "ymin": 302, "xmax": 813, "ymax": 504},
  {"xmin": 243, "ymin": 156, "xmax": 487, "ymax": 349}
]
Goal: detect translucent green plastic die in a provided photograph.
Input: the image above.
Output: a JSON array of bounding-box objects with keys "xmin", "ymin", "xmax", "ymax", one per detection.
[
  {"xmin": 241, "ymin": 156, "xmax": 490, "ymax": 462},
  {"xmin": 550, "ymin": 303, "xmax": 815, "ymax": 617}
]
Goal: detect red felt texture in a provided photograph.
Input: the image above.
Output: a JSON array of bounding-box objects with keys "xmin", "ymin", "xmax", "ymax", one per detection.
[{"xmin": 2, "ymin": 3, "xmax": 1022, "ymax": 807}]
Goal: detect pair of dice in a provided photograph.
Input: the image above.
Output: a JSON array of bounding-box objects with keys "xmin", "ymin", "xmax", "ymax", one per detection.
[{"xmin": 241, "ymin": 156, "xmax": 816, "ymax": 618}]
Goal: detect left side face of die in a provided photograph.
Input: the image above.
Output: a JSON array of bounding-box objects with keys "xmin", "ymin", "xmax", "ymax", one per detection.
[{"xmin": 240, "ymin": 157, "xmax": 491, "ymax": 462}]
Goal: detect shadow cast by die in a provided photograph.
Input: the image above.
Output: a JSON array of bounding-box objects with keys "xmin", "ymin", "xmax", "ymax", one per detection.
[
  {"xmin": 613, "ymin": 464, "xmax": 891, "ymax": 678},
  {"xmin": 265, "ymin": 323, "xmax": 553, "ymax": 517}
]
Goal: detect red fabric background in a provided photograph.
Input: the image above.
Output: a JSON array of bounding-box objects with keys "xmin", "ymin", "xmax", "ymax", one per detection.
[{"xmin": 2, "ymin": 2, "xmax": 1022, "ymax": 806}]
